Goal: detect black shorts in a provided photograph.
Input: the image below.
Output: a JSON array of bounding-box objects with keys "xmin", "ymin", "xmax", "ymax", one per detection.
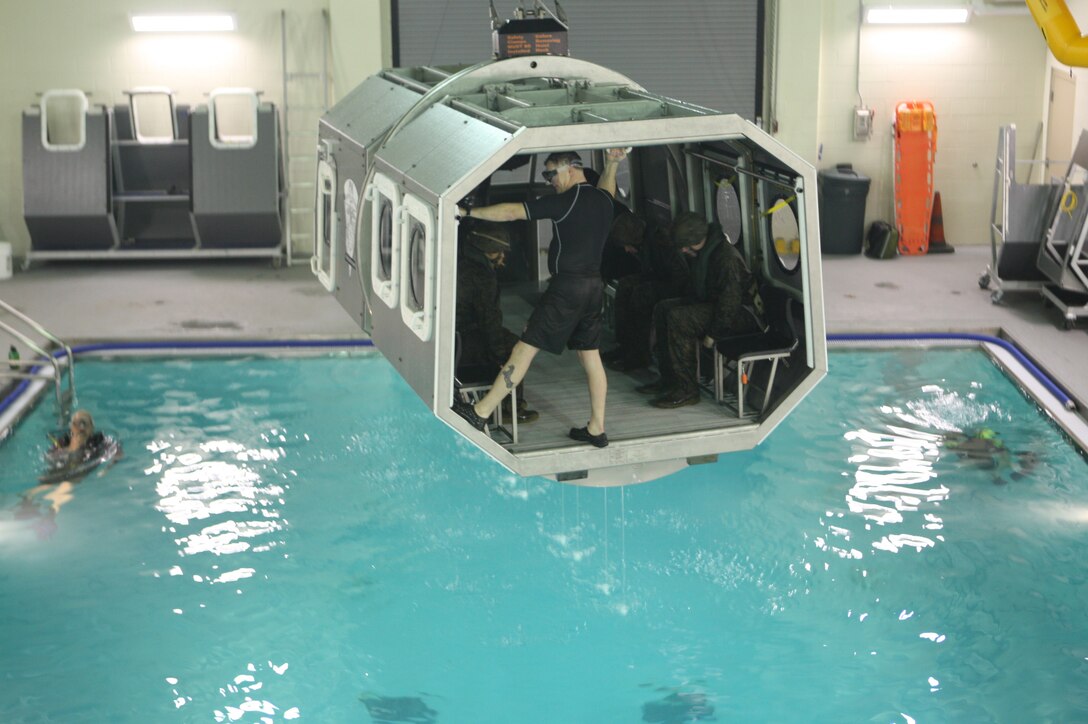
[{"xmin": 521, "ymin": 275, "xmax": 604, "ymax": 355}]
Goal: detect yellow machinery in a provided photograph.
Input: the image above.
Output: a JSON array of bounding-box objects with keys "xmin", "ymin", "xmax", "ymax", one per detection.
[{"xmin": 1027, "ymin": 0, "xmax": 1088, "ymax": 67}]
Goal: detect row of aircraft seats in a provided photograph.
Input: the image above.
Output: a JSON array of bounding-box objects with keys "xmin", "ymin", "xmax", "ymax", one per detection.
[{"xmin": 23, "ymin": 87, "xmax": 282, "ymax": 254}]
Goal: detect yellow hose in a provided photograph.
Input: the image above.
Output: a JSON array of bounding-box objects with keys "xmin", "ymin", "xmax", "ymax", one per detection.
[
  {"xmin": 1027, "ymin": 0, "xmax": 1088, "ymax": 67},
  {"xmin": 1061, "ymin": 188, "xmax": 1078, "ymax": 217}
]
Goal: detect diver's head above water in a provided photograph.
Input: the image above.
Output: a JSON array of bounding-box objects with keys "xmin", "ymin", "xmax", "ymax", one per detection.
[{"xmin": 68, "ymin": 410, "xmax": 95, "ymax": 444}]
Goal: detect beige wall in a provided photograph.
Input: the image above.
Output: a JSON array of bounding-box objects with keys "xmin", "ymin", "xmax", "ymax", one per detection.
[
  {"xmin": 1040, "ymin": 0, "xmax": 1088, "ymax": 180},
  {"xmin": 329, "ymin": 0, "xmax": 390, "ymax": 102},
  {"xmin": 0, "ymin": 0, "xmax": 389, "ymax": 259},
  {"xmin": 0, "ymin": 1, "xmax": 1064, "ymax": 256},
  {"xmin": 777, "ymin": 0, "xmax": 1047, "ymax": 247},
  {"xmin": 773, "ymin": 1, "xmax": 824, "ymax": 162}
]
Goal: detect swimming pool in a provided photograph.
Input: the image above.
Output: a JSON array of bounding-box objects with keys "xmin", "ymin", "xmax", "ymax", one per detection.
[{"xmin": 1, "ymin": 348, "xmax": 1086, "ymax": 722}]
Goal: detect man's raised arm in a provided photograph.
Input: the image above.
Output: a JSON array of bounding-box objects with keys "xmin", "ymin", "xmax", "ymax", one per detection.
[{"xmin": 597, "ymin": 147, "xmax": 628, "ymax": 197}]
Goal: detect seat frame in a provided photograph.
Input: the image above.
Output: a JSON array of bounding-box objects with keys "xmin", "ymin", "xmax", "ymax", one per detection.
[
  {"xmin": 453, "ymin": 330, "xmax": 518, "ymax": 444},
  {"xmin": 705, "ymin": 291, "xmax": 799, "ymax": 418},
  {"xmin": 456, "ymin": 378, "xmax": 518, "ymax": 444}
]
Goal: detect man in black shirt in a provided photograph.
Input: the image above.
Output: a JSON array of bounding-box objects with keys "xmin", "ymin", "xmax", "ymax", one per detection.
[{"xmin": 452, "ymin": 148, "xmax": 626, "ymax": 448}]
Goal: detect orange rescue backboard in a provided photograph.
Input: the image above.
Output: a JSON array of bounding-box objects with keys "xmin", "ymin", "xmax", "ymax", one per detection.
[{"xmin": 894, "ymin": 101, "xmax": 936, "ymax": 255}]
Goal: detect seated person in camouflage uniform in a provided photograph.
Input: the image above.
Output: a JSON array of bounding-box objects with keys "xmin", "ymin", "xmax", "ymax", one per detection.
[
  {"xmin": 456, "ymin": 222, "xmax": 538, "ymax": 424},
  {"xmin": 601, "ymin": 210, "xmax": 690, "ymax": 373},
  {"xmin": 637, "ymin": 211, "xmax": 765, "ymax": 409}
]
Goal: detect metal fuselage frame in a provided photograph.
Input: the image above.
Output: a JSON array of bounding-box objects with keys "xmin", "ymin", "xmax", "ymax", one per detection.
[{"xmin": 315, "ymin": 56, "xmax": 827, "ymax": 484}]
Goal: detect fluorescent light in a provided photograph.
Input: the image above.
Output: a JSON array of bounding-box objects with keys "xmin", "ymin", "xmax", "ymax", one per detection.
[
  {"xmin": 130, "ymin": 14, "xmax": 236, "ymax": 33},
  {"xmin": 866, "ymin": 7, "xmax": 971, "ymax": 24}
]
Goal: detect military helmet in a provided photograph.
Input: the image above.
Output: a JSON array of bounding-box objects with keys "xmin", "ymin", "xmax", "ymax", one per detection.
[
  {"xmin": 467, "ymin": 222, "xmax": 511, "ymax": 254},
  {"xmin": 608, "ymin": 211, "xmax": 647, "ymax": 248},
  {"xmin": 670, "ymin": 211, "xmax": 710, "ymax": 248}
]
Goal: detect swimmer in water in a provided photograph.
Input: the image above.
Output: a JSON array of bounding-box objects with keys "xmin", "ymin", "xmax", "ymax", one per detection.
[
  {"xmin": 15, "ymin": 410, "xmax": 122, "ymax": 537},
  {"xmin": 944, "ymin": 427, "xmax": 1038, "ymax": 485}
]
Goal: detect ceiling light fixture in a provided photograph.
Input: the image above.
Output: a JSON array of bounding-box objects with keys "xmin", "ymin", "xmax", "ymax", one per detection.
[
  {"xmin": 865, "ymin": 7, "xmax": 971, "ymax": 24},
  {"xmin": 130, "ymin": 14, "xmax": 236, "ymax": 33}
]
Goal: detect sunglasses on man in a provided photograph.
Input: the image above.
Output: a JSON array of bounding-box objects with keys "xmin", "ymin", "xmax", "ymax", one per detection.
[{"xmin": 541, "ymin": 161, "xmax": 582, "ymax": 183}]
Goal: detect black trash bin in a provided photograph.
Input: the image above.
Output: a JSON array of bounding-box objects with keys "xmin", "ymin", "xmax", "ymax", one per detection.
[{"xmin": 818, "ymin": 164, "xmax": 871, "ymax": 254}]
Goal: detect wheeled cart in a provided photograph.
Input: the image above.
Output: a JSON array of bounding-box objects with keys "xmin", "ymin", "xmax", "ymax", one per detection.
[
  {"xmin": 1037, "ymin": 129, "xmax": 1088, "ymax": 328},
  {"xmin": 981, "ymin": 124, "xmax": 1066, "ymax": 303},
  {"xmin": 1041, "ymin": 286, "xmax": 1088, "ymax": 329}
]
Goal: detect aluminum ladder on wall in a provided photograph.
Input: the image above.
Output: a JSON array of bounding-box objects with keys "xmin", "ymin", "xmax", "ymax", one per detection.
[
  {"xmin": 280, "ymin": 8, "xmax": 331, "ymax": 267},
  {"xmin": 0, "ymin": 298, "xmax": 76, "ymax": 408}
]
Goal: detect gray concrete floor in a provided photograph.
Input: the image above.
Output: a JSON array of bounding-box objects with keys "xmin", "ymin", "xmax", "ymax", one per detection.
[
  {"xmin": 0, "ymin": 259, "xmax": 364, "ymax": 342},
  {"xmin": 821, "ymin": 245, "xmax": 1086, "ymax": 408},
  {"xmin": 1, "ymin": 245, "xmax": 1085, "ymax": 411}
]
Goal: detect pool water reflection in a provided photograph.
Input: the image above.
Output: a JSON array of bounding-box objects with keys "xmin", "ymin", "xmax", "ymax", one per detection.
[{"xmin": 0, "ymin": 349, "xmax": 1086, "ymax": 723}]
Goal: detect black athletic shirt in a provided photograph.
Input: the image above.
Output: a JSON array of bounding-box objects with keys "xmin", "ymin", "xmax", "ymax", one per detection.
[{"xmin": 524, "ymin": 182, "xmax": 614, "ymax": 277}]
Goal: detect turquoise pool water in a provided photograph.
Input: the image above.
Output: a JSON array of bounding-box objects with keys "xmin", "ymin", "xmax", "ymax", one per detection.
[{"xmin": 1, "ymin": 349, "xmax": 1086, "ymax": 723}]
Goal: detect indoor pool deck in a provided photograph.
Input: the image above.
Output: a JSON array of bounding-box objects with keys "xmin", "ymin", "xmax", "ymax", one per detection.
[{"xmin": 0, "ymin": 245, "xmax": 1085, "ymax": 418}]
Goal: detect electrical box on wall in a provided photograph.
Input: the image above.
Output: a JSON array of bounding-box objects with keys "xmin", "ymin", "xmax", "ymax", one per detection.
[{"xmin": 853, "ymin": 106, "xmax": 874, "ymax": 141}]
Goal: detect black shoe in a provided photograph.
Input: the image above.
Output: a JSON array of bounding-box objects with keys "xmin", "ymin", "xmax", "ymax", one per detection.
[
  {"xmin": 509, "ymin": 400, "xmax": 544, "ymax": 424},
  {"xmin": 650, "ymin": 390, "xmax": 701, "ymax": 409},
  {"xmin": 569, "ymin": 426, "xmax": 609, "ymax": 448},
  {"xmin": 635, "ymin": 378, "xmax": 670, "ymax": 395},
  {"xmin": 606, "ymin": 357, "xmax": 650, "ymax": 373},
  {"xmin": 452, "ymin": 398, "xmax": 487, "ymax": 431}
]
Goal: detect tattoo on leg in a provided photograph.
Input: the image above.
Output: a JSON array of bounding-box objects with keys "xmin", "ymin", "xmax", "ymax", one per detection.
[{"xmin": 502, "ymin": 364, "xmax": 516, "ymax": 390}]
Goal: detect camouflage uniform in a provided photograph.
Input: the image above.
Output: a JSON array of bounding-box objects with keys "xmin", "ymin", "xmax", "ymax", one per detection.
[
  {"xmin": 611, "ymin": 222, "xmax": 689, "ymax": 368},
  {"xmin": 455, "ymin": 226, "xmax": 537, "ymax": 420},
  {"xmin": 456, "ymin": 245, "xmax": 519, "ymax": 375},
  {"xmin": 652, "ymin": 221, "xmax": 764, "ymax": 397}
]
